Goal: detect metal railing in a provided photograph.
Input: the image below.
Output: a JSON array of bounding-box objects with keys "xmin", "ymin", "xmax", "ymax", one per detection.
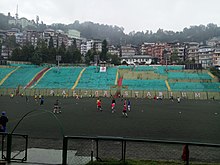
[
  {"xmin": 1, "ymin": 132, "xmax": 28, "ymax": 162},
  {"xmin": 62, "ymin": 136, "xmax": 220, "ymax": 165}
]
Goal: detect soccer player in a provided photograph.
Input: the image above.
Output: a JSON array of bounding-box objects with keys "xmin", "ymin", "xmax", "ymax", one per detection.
[
  {"xmin": 53, "ymin": 99, "xmax": 61, "ymax": 114},
  {"xmin": 111, "ymin": 98, "xmax": 116, "ymax": 113},
  {"xmin": 127, "ymin": 99, "xmax": 131, "ymax": 111},
  {"xmin": 177, "ymin": 97, "xmax": 181, "ymax": 103},
  {"xmin": 122, "ymin": 100, "xmax": 128, "ymax": 117},
  {"xmin": 40, "ymin": 96, "xmax": 44, "ymax": 105},
  {"xmin": 97, "ymin": 99, "xmax": 102, "ymax": 111}
]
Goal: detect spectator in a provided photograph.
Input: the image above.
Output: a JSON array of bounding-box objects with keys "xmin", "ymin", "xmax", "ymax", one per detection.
[{"xmin": 0, "ymin": 111, "xmax": 9, "ymax": 132}]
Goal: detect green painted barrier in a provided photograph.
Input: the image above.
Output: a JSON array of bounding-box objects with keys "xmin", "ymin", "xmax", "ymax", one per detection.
[
  {"xmin": 143, "ymin": 91, "xmax": 156, "ymax": 99},
  {"xmin": 207, "ymin": 92, "xmax": 220, "ymax": 100},
  {"xmin": 121, "ymin": 90, "xmax": 132, "ymax": 98}
]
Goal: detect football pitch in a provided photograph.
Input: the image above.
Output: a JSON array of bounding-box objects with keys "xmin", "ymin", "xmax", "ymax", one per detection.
[{"xmin": 1, "ymin": 96, "xmax": 220, "ymax": 144}]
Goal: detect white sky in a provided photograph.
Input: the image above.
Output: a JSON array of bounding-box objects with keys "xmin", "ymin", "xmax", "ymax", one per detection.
[{"xmin": 1, "ymin": 0, "xmax": 220, "ymax": 34}]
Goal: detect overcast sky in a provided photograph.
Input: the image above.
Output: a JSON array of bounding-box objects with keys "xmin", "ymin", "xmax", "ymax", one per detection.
[{"xmin": 1, "ymin": 0, "xmax": 220, "ymax": 34}]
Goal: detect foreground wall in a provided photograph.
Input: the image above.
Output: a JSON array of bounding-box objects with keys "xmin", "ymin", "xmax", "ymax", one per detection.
[{"xmin": 0, "ymin": 88, "xmax": 220, "ymax": 100}]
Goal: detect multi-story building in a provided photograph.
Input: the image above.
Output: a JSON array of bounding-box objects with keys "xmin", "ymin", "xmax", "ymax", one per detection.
[
  {"xmin": 14, "ymin": 32, "xmax": 24, "ymax": 46},
  {"xmin": 1, "ymin": 45, "xmax": 12, "ymax": 60},
  {"xmin": 9, "ymin": 17, "xmax": 36, "ymax": 29},
  {"xmin": 68, "ymin": 38, "xmax": 82, "ymax": 50},
  {"xmin": 121, "ymin": 45, "xmax": 137, "ymax": 57},
  {"xmin": 80, "ymin": 42, "xmax": 87, "ymax": 56},
  {"xmin": 206, "ymin": 37, "xmax": 220, "ymax": 47},
  {"xmin": 7, "ymin": 28, "xmax": 20, "ymax": 36},
  {"xmin": 213, "ymin": 48, "xmax": 220, "ymax": 66},
  {"xmin": 86, "ymin": 40, "xmax": 102, "ymax": 52},
  {"xmin": 108, "ymin": 45, "xmax": 120, "ymax": 56},
  {"xmin": 140, "ymin": 43, "xmax": 154, "ymax": 55},
  {"xmin": 80, "ymin": 39, "xmax": 102, "ymax": 55},
  {"xmin": 198, "ymin": 46, "xmax": 214, "ymax": 68},
  {"xmin": 23, "ymin": 30, "xmax": 42, "ymax": 47},
  {"xmin": 121, "ymin": 55, "xmax": 153, "ymax": 65},
  {"xmin": 140, "ymin": 43, "xmax": 168, "ymax": 64},
  {"xmin": 0, "ymin": 30, "xmax": 6, "ymax": 45},
  {"xmin": 185, "ymin": 42, "xmax": 199, "ymax": 63}
]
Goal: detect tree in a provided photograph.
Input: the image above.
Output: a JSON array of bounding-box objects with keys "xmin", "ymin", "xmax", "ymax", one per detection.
[
  {"xmin": 10, "ymin": 47, "xmax": 22, "ymax": 61},
  {"xmin": 21, "ymin": 44, "xmax": 35, "ymax": 61},
  {"xmin": 170, "ymin": 49, "xmax": 180, "ymax": 64},
  {"xmin": 85, "ymin": 50, "xmax": 93, "ymax": 65},
  {"xmin": 58, "ymin": 42, "xmax": 66, "ymax": 62},
  {"xmin": 100, "ymin": 39, "xmax": 108, "ymax": 61},
  {"xmin": 36, "ymin": 39, "xmax": 49, "ymax": 63},
  {"xmin": 30, "ymin": 51, "xmax": 42, "ymax": 65},
  {"xmin": 109, "ymin": 54, "xmax": 120, "ymax": 65},
  {"xmin": 48, "ymin": 36, "xmax": 54, "ymax": 49},
  {"xmin": 48, "ymin": 48, "xmax": 57, "ymax": 63}
]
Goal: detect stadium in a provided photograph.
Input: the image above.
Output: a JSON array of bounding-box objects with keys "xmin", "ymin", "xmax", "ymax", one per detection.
[{"xmin": 0, "ymin": 63, "xmax": 220, "ymax": 164}]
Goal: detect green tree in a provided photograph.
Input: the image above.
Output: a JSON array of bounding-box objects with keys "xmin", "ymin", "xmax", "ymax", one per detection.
[
  {"xmin": 48, "ymin": 48, "xmax": 57, "ymax": 63},
  {"xmin": 48, "ymin": 36, "xmax": 54, "ymax": 49},
  {"xmin": 85, "ymin": 50, "xmax": 93, "ymax": 65},
  {"xmin": 10, "ymin": 47, "xmax": 23, "ymax": 61},
  {"xmin": 21, "ymin": 43, "xmax": 35, "ymax": 61},
  {"xmin": 30, "ymin": 51, "xmax": 42, "ymax": 65},
  {"xmin": 58, "ymin": 42, "xmax": 66, "ymax": 62},
  {"xmin": 109, "ymin": 54, "xmax": 121, "ymax": 65},
  {"xmin": 170, "ymin": 49, "xmax": 180, "ymax": 64},
  {"xmin": 4, "ymin": 35, "xmax": 17, "ymax": 59},
  {"xmin": 36, "ymin": 39, "xmax": 49, "ymax": 63},
  {"xmin": 73, "ymin": 49, "xmax": 82, "ymax": 63},
  {"xmin": 100, "ymin": 39, "xmax": 108, "ymax": 61}
]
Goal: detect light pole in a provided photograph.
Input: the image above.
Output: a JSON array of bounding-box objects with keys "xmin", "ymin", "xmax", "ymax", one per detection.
[{"xmin": 56, "ymin": 55, "xmax": 61, "ymax": 72}]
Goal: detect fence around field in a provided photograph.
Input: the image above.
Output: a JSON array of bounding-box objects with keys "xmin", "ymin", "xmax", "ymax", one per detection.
[
  {"xmin": 1, "ymin": 88, "xmax": 220, "ymax": 100},
  {"xmin": 62, "ymin": 136, "xmax": 220, "ymax": 165},
  {"xmin": 1, "ymin": 133, "xmax": 220, "ymax": 164}
]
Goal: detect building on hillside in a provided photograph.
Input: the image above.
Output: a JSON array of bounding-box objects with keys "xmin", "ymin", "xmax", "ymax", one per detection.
[
  {"xmin": 1, "ymin": 45, "xmax": 12, "ymax": 60},
  {"xmin": 68, "ymin": 29, "xmax": 80, "ymax": 39},
  {"xmin": 121, "ymin": 55, "xmax": 153, "ymax": 65},
  {"xmin": 67, "ymin": 29, "xmax": 82, "ymax": 50},
  {"xmin": 7, "ymin": 28, "xmax": 20, "ymax": 36},
  {"xmin": 185, "ymin": 42, "xmax": 199, "ymax": 63},
  {"xmin": 108, "ymin": 45, "xmax": 120, "ymax": 56},
  {"xmin": 67, "ymin": 38, "xmax": 82, "ymax": 50},
  {"xmin": 198, "ymin": 46, "xmax": 214, "ymax": 68},
  {"xmin": 169, "ymin": 42, "xmax": 186, "ymax": 62},
  {"xmin": 140, "ymin": 43, "xmax": 155, "ymax": 55},
  {"xmin": 213, "ymin": 48, "xmax": 220, "ymax": 66},
  {"xmin": 121, "ymin": 45, "xmax": 137, "ymax": 57},
  {"xmin": 57, "ymin": 32, "xmax": 69, "ymax": 48},
  {"xmin": 43, "ymin": 29, "xmax": 68, "ymax": 48},
  {"xmin": 80, "ymin": 41, "xmax": 87, "ymax": 56},
  {"xmin": 9, "ymin": 17, "xmax": 36, "ymax": 29},
  {"xmin": 23, "ymin": 30, "xmax": 43, "ymax": 47},
  {"xmin": 15, "ymin": 32, "xmax": 24, "ymax": 46},
  {"xmin": 0, "ymin": 30, "xmax": 6, "ymax": 45},
  {"xmin": 87, "ymin": 40, "xmax": 102, "ymax": 52},
  {"xmin": 80, "ymin": 39, "xmax": 102, "ymax": 56},
  {"xmin": 206, "ymin": 37, "xmax": 220, "ymax": 47},
  {"xmin": 140, "ymin": 43, "xmax": 168, "ymax": 64}
]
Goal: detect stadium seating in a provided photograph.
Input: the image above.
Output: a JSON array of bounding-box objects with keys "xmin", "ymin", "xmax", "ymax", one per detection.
[
  {"xmin": 76, "ymin": 66, "xmax": 117, "ymax": 90},
  {"xmin": 0, "ymin": 66, "xmax": 43, "ymax": 88},
  {"xmin": 122, "ymin": 79, "xmax": 167, "ymax": 90},
  {"xmin": 33, "ymin": 67, "xmax": 83, "ymax": 89},
  {"xmin": 169, "ymin": 82, "xmax": 220, "ymax": 92},
  {"xmin": 168, "ymin": 72, "xmax": 212, "ymax": 80},
  {"xmin": 0, "ymin": 67, "xmax": 15, "ymax": 82}
]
